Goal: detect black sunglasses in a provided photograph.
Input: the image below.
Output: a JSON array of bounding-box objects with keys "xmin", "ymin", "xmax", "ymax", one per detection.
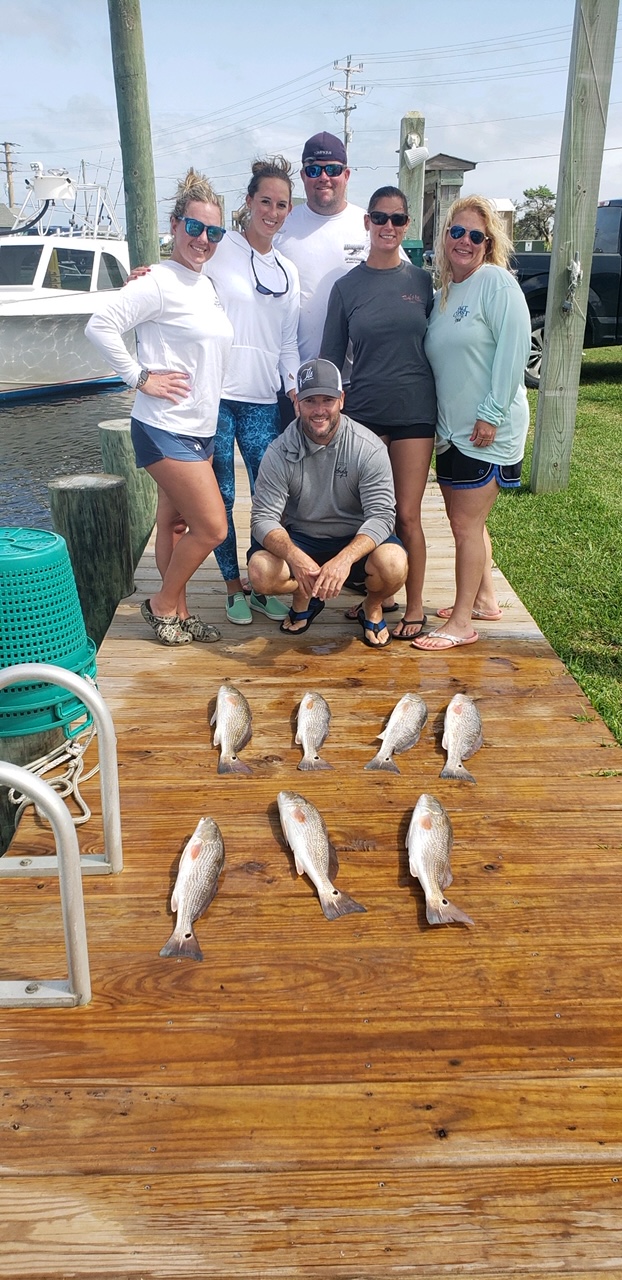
[
  {"xmin": 369, "ymin": 210, "xmax": 409, "ymax": 227},
  {"xmin": 181, "ymin": 217, "xmax": 226, "ymax": 243},
  {"xmin": 448, "ymin": 225, "xmax": 488, "ymax": 245},
  {"xmin": 250, "ymin": 248, "xmax": 289, "ymax": 298},
  {"xmin": 303, "ymin": 163, "xmax": 345, "ymax": 178}
]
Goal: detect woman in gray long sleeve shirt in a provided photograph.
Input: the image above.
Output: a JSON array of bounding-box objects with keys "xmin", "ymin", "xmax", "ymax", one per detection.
[{"xmin": 321, "ymin": 185, "xmax": 436, "ymax": 640}]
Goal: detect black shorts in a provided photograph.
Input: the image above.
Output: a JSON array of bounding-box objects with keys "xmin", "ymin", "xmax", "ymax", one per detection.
[
  {"xmin": 436, "ymin": 441, "xmax": 523, "ymax": 489},
  {"xmin": 358, "ymin": 419, "xmax": 436, "ymax": 442},
  {"xmin": 247, "ymin": 529, "xmax": 403, "ymax": 592}
]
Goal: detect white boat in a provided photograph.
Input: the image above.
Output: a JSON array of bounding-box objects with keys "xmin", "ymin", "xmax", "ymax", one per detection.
[{"xmin": 0, "ymin": 165, "xmax": 132, "ymax": 401}]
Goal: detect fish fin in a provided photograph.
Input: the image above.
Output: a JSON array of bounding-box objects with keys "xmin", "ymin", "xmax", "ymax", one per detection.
[
  {"xmin": 294, "ymin": 729, "xmax": 302, "ymax": 746},
  {"xmin": 463, "ymin": 730, "xmax": 484, "ymax": 760},
  {"xmin": 297, "ymin": 755, "xmax": 333, "ymax": 771},
  {"xmin": 328, "ymin": 842, "xmax": 340, "ymax": 880},
  {"xmin": 441, "ymin": 729, "xmax": 448, "ymax": 751},
  {"xmin": 159, "ymin": 924, "xmax": 204, "ymax": 961},
  {"xmin": 293, "ymin": 853, "xmax": 305, "ymax": 876},
  {"xmin": 319, "ymin": 887, "xmax": 367, "ymax": 920},
  {"xmin": 237, "ymin": 723, "xmax": 253, "ymax": 751},
  {"xmin": 377, "ymin": 727, "xmax": 387, "ymax": 741},
  {"xmin": 440, "ymin": 762, "xmax": 476, "ymax": 784},
  {"xmin": 210, "ymin": 709, "xmax": 216, "ymax": 727},
  {"xmin": 426, "ymin": 897, "xmax": 474, "ymax": 927},
  {"xmin": 218, "ymin": 755, "xmax": 252, "ymax": 775},
  {"xmin": 440, "ymin": 866, "xmax": 453, "ymax": 891},
  {"xmin": 364, "ymin": 752, "xmax": 400, "ymax": 773}
]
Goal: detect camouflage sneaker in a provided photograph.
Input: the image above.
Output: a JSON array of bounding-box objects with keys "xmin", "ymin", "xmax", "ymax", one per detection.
[
  {"xmin": 179, "ymin": 614, "xmax": 221, "ymax": 643},
  {"xmin": 140, "ymin": 599, "xmax": 192, "ymax": 646}
]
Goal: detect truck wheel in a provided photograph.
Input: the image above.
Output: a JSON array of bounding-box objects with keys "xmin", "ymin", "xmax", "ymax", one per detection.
[{"xmin": 525, "ymin": 314, "xmax": 545, "ymax": 389}]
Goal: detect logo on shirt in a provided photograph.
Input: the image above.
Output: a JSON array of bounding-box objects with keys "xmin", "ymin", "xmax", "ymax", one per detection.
[
  {"xmin": 344, "ymin": 242, "xmax": 366, "ymax": 264},
  {"xmin": 401, "ymin": 293, "xmax": 423, "ymax": 304},
  {"xmin": 335, "ymin": 466, "xmax": 348, "ymax": 478},
  {"xmin": 453, "ymin": 304, "xmax": 470, "ymax": 322}
]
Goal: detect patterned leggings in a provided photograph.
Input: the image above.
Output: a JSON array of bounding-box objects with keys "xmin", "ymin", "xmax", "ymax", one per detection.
[{"xmin": 212, "ymin": 398, "xmax": 281, "ymax": 582}]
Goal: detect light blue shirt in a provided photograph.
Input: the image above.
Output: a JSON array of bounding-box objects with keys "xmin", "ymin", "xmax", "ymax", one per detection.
[{"xmin": 424, "ymin": 264, "xmax": 531, "ymax": 466}]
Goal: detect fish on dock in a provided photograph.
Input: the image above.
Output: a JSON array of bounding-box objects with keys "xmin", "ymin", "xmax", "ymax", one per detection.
[
  {"xmin": 277, "ymin": 790, "xmax": 367, "ymax": 920},
  {"xmin": 440, "ymin": 692, "xmax": 483, "ymax": 783},
  {"xmin": 364, "ymin": 692, "xmax": 428, "ymax": 773},
  {"xmin": 406, "ymin": 793, "xmax": 474, "ymax": 927},
  {"xmin": 159, "ymin": 816, "xmax": 225, "ymax": 961},
  {"xmin": 296, "ymin": 690, "xmax": 333, "ymax": 771},
  {"xmin": 210, "ymin": 683, "xmax": 253, "ymax": 774}
]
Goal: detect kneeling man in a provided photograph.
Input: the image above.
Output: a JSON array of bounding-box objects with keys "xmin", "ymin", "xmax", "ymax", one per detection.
[{"xmin": 248, "ymin": 358, "xmax": 407, "ymax": 648}]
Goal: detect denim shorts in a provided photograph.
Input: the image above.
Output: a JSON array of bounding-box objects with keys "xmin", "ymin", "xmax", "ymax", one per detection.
[
  {"xmin": 436, "ymin": 441, "xmax": 523, "ymax": 490},
  {"xmin": 131, "ymin": 417, "xmax": 216, "ymax": 468}
]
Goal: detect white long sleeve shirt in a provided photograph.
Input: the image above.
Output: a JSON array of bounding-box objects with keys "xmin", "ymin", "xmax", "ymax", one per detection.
[
  {"xmin": 85, "ymin": 260, "xmax": 233, "ymax": 437},
  {"xmin": 275, "ymin": 202, "xmax": 368, "ymax": 363},
  {"xmin": 205, "ymin": 230, "xmax": 300, "ymax": 402}
]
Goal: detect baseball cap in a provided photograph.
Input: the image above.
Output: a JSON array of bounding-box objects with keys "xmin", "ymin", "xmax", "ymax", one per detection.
[
  {"xmin": 301, "ymin": 132, "xmax": 348, "ymax": 166},
  {"xmin": 296, "ymin": 359, "xmax": 343, "ymax": 401}
]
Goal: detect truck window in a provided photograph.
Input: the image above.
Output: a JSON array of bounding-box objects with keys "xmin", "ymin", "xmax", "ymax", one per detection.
[
  {"xmin": 97, "ymin": 252, "xmax": 128, "ymax": 290},
  {"xmin": 594, "ymin": 206, "xmax": 621, "ymax": 254},
  {"xmin": 0, "ymin": 244, "xmax": 43, "ymax": 285}
]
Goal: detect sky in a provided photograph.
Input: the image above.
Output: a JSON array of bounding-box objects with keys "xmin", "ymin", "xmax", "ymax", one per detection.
[{"xmin": 1, "ymin": 0, "xmax": 621, "ymax": 229}]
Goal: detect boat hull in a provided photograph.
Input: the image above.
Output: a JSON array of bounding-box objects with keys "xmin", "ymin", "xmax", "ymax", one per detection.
[{"xmin": 0, "ymin": 313, "xmax": 134, "ymax": 401}]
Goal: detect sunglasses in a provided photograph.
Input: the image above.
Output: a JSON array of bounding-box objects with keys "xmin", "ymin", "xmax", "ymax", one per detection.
[
  {"xmin": 250, "ymin": 248, "xmax": 289, "ymax": 298},
  {"xmin": 303, "ymin": 163, "xmax": 345, "ymax": 178},
  {"xmin": 448, "ymin": 225, "xmax": 488, "ymax": 245},
  {"xmin": 181, "ymin": 217, "xmax": 226, "ymax": 243},
  {"xmin": 369, "ymin": 210, "xmax": 409, "ymax": 227}
]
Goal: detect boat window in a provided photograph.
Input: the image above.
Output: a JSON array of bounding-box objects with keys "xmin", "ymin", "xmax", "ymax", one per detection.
[
  {"xmin": 43, "ymin": 248, "xmax": 94, "ymax": 291},
  {"xmin": 97, "ymin": 253, "xmax": 128, "ymax": 290},
  {"xmin": 0, "ymin": 244, "xmax": 43, "ymax": 285}
]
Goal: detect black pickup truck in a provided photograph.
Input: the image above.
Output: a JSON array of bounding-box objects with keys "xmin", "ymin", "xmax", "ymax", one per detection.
[{"xmin": 513, "ymin": 199, "xmax": 622, "ymax": 387}]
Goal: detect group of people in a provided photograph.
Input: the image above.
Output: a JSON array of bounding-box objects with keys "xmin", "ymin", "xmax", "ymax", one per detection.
[{"xmin": 85, "ymin": 130, "xmax": 531, "ymax": 654}]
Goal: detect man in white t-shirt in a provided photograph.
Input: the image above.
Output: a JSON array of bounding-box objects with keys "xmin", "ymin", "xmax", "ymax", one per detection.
[{"xmin": 275, "ymin": 131, "xmax": 368, "ymax": 367}]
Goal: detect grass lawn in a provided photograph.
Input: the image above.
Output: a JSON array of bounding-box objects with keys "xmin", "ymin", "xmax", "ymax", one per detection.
[{"xmin": 487, "ymin": 347, "xmax": 622, "ymax": 744}]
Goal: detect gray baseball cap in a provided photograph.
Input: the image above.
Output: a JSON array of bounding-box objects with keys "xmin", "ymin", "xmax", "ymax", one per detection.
[{"xmin": 296, "ymin": 358, "xmax": 343, "ymax": 401}]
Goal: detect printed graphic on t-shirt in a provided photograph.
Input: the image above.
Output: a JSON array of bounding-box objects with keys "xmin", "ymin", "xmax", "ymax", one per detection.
[{"xmin": 453, "ymin": 304, "xmax": 470, "ymax": 322}]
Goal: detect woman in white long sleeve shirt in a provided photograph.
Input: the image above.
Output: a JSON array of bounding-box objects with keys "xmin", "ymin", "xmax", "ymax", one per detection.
[
  {"xmin": 204, "ymin": 156, "xmax": 300, "ymax": 626},
  {"xmin": 86, "ymin": 170, "xmax": 233, "ymax": 646}
]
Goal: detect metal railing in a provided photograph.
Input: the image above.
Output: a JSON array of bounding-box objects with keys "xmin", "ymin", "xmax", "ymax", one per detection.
[
  {"xmin": 0, "ymin": 762, "xmax": 91, "ymax": 1007},
  {"xmin": 0, "ymin": 664, "xmax": 123, "ymax": 877}
]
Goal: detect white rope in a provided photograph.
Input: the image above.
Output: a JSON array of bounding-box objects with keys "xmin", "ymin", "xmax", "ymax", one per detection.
[
  {"xmin": 8, "ymin": 722, "xmax": 100, "ymax": 828},
  {"xmin": 562, "ymin": 253, "xmax": 585, "ymax": 319}
]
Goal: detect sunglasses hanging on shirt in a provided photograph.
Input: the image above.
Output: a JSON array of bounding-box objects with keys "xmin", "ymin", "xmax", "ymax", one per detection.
[{"xmin": 250, "ymin": 248, "xmax": 289, "ymax": 298}]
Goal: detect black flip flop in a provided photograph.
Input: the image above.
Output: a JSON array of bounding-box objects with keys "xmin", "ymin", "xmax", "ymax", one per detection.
[
  {"xmin": 392, "ymin": 614, "xmax": 428, "ymax": 640},
  {"xmin": 280, "ymin": 597, "xmax": 325, "ymax": 634},
  {"xmin": 356, "ymin": 607, "xmax": 391, "ymax": 649},
  {"xmin": 344, "ymin": 601, "xmax": 400, "ymax": 620}
]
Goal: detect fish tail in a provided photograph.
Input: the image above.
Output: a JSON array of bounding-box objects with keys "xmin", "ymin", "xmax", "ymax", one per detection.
[
  {"xmin": 159, "ymin": 924, "xmax": 204, "ymax": 961},
  {"xmin": 363, "ymin": 753, "xmax": 400, "ymax": 774},
  {"xmin": 218, "ymin": 754, "xmax": 252, "ymax": 775},
  {"xmin": 426, "ymin": 897, "xmax": 474, "ymax": 927},
  {"xmin": 298, "ymin": 755, "xmax": 333, "ymax": 772},
  {"xmin": 319, "ymin": 888, "xmax": 367, "ymax": 920},
  {"xmin": 440, "ymin": 761, "xmax": 476, "ymax": 784}
]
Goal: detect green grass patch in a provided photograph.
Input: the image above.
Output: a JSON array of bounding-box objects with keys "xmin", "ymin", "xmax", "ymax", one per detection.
[{"xmin": 487, "ymin": 347, "xmax": 622, "ymax": 743}]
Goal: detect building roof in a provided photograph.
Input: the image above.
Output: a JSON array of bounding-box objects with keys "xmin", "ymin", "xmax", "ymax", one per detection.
[{"xmin": 425, "ymin": 153, "xmax": 477, "ymax": 172}]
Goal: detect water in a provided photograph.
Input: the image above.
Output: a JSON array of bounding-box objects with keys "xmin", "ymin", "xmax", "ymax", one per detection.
[{"xmin": 0, "ymin": 387, "xmax": 136, "ymax": 529}]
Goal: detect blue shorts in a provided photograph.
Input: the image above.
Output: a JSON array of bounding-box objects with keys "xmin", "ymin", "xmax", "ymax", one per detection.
[
  {"xmin": 131, "ymin": 418, "xmax": 216, "ymax": 469},
  {"xmin": 436, "ymin": 441, "xmax": 523, "ymax": 490},
  {"xmin": 248, "ymin": 529, "xmax": 403, "ymax": 589}
]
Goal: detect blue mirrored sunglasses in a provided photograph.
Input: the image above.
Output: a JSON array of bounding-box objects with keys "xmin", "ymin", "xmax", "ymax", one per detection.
[
  {"xmin": 448, "ymin": 225, "xmax": 488, "ymax": 245},
  {"xmin": 182, "ymin": 217, "xmax": 226, "ymax": 243},
  {"xmin": 303, "ymin": 163, "xmax": 344, "ymax": 178}
]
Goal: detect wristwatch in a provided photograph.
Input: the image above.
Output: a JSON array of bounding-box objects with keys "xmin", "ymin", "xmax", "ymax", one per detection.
[{"xmin": 136, "ymin": 368, "xmax": 150, "ymax": 389}]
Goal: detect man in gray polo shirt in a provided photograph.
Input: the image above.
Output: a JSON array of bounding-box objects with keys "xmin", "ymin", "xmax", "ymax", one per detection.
[{"xmin": 248, "ymin": 359, "xmax": 407, "ymax": 648}]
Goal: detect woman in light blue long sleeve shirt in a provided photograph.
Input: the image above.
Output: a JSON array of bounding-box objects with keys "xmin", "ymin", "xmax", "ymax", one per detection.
[{"xmin": 413, "ymin": 195, "xmax": 531, "ymax": 652}]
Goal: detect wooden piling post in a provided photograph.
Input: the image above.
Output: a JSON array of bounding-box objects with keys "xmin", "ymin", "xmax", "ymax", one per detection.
[
  {"xmin": 49, "ymin": 474, "xmax": 134, "ymax": 650},
  {"xmin": 0, "ymin": 729, "xmax": 64, "ymax": 856},
  {"xmin": 530, "ymin": 0, "xmax": 619, "ymax": 493},
  {"xmin": 398, "ymin": 111, "xmax": 426, "ymax": 240},
  {"xmin": 99, "ymin": 419, "xmax": 157, "ymax": 568},
  {"xmin": 106, "ymin": 0, "xmax": 159, "ymax": 269}
]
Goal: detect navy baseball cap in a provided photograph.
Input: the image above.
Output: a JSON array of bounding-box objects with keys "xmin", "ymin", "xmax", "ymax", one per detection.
[
  {"xmin": 302, "ymin": 132, "xmax": 348, "ymax": 166},
  {"xmin": 296, "ymin": 359, "xmax": 343, "ymax": 400}
]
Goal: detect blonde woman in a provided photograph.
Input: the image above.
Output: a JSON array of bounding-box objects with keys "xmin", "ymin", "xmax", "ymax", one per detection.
[
  {"xmin": 412, "ymin": 195, "xmax": 531, "ymax": 652},
  {"xmin": 86, "ymin": 170, "xmax": 233, "ymax": 645}
]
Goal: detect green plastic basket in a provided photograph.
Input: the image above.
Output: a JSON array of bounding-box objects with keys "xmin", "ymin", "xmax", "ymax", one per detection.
[{"xmin": 0, "ymin": 527, "xmax": 97, "ymax": 739}]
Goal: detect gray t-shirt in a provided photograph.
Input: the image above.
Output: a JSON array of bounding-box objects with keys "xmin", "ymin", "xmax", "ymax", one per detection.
[
  {"xmin": 251, "ymin": 414, "xmax": 396, "ymax": 549},
  {"xmin": 320, "ymin": 261, "xmax": 437, "ymax": 428}
]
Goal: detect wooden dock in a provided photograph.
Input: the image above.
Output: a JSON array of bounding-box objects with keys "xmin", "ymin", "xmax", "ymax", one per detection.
[{"xmin": 2, "ymin": 466, "xmax": 622, "ymax": 1277}]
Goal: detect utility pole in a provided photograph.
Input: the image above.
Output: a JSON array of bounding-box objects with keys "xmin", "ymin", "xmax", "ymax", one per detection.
[
  {"xmin": 106, "ymin": 0, "xmax": 159, "ymax": 268},
  {"xmin": 329, "ymin": 56, "xmax": 366, "ymax": 148},
  {"xmin": 398, "ymin": 112, "xmax": 428, "ymax": 241},
  {"xmin": 1, "ymin": 142, "xmax": 16, "ymax": 208},
  {"xmin": 530, "ymin": 0, "xmax": 619, "ymax": 493}
]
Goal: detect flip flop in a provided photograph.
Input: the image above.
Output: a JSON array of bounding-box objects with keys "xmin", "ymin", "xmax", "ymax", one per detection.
[
  {"xmin": 356, "ymin": 607, "xmax": 391, "ymax": 649},
  {"xmin": 411, "ymin": 629, "xmax": 479, "ymax": 651},
  {"xmin": 436, "ymin": 606, "xmax": 503, "ymax": 621},
  {"xmin": 392, "ymin": 614, "xmax": 427, "ymax": 640},
  {"xmin": 344, "ymin": 601, "xmax": 400, "ymax": 620},
  {"xmin": 280, "ymin": 597, "xmax": 325, "ymax": 634}
]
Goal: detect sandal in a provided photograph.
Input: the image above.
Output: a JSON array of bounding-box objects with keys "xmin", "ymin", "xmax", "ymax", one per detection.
[
  {"xmin": 392, "ymin": 615, "xmax": 427, "ymax": 640},
  {"xmin": 180, "ymin": 615, "xmax": 221, "ymax": 643},
  {"xmin": 140, "ymin": 599, "xmax": 192, "ymax": 646},
  {"xmin": 280, "ymin": 597, "xmax": 325, "ymax": 634},
  {"xmin": 356, "ymin": 607, "xmax": 391, "ymax": 649},
  {"xmin": 226, "ymin": 592, "xmax": 253, "ymax": 625},
  {"xmin": 344, "ymin": 601, "xmax": 400, "ymax": 620}
]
